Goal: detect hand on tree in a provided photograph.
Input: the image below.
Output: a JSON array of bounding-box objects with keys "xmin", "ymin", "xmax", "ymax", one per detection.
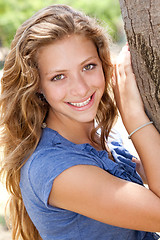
[{"xmin": 112, "ymin": 45, "xmax": 145, "ymax": 127}]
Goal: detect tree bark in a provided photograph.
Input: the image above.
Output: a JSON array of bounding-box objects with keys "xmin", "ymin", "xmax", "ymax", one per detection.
[{"xmin": 119, "ymin": 0, "xmax": 160, "ymax": 132}]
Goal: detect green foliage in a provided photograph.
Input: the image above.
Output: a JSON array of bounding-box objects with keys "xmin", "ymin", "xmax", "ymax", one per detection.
[
  {"xmin": 0, "ymin": 0, "xmax": 121, "ymax": 47},
  {"xmin": 0, "ymin": 0, "xmax": 49, "ymax": 46}
]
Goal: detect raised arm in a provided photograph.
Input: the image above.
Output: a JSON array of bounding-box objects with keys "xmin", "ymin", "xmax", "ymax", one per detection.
[{"xmin": 113, "ymin": 45, "xmax": 160, "ymax": 197}]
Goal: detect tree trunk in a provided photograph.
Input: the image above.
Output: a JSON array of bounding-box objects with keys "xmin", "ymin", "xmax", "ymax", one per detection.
[{"xmin": 119, "ymin": 0, "xmax": 160, "ymax": 132}]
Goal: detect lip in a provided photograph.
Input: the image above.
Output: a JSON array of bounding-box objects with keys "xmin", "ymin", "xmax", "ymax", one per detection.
[{"xmin": 66, "ymin": 92, "xmax": 95, "ymax": 111}]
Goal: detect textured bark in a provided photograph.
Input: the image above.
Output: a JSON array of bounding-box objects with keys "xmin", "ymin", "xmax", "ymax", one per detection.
[{"xmin": 119, "ymin": 0, "xmax": 160, "ymax": 132}]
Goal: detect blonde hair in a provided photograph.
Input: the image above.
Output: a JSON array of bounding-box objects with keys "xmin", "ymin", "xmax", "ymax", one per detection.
[{"xmin": 0, "ymin": 4, "xmax": 117, "ymax": 239}]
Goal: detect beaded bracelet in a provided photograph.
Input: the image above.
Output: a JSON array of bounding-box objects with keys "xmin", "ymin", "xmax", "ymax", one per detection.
[{"xmin": 128, "ymin": 121, "xmax": 153, "ymax": 139}]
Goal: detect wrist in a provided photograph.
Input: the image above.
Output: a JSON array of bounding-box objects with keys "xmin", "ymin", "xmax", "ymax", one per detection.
[
  {"xmin": 122, "ymin": 112, "xmax": 150, "ymax": 135},
  {"xmin": 128, "ymin": 121, "xmax": 153, "ymax": 139}
]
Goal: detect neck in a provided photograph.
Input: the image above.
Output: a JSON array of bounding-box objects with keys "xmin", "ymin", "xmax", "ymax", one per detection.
[{"xmin": 46, "ymin": 112, "xmax": 95, "ymax": 145}]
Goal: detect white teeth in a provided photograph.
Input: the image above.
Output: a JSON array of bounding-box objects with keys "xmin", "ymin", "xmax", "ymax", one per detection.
[{"xmin": 69, "ymin": 97, "xmax": 91, "ymax": 107}]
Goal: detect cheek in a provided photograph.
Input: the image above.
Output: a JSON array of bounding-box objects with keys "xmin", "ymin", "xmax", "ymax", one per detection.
[
  {"xmin": 95, "ymin": 72, "xmax": 105, "ymax": 90},
  {"xmin": 45, "ymin": 86, "xmax": 66, "ymax": 103}
]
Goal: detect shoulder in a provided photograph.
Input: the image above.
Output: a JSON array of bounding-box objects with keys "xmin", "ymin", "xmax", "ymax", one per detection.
[
  {"xmin": 20, "ymin": 139, "xmax": 100, "ymax": 206},
  {"xmin": 27, "ymin": 144, "xmax": 101, "ymax": 184}
]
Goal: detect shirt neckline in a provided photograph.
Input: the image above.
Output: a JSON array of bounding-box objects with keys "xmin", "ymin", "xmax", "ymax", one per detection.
[{"xmin": 43, "ymin": 127, "xmax": 106, "ymax": 153}]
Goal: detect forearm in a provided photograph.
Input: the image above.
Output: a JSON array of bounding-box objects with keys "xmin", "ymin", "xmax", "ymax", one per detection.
[
  {"xmin": 124, "ymin": 113, "xmax": 160, "ymax": 197},
  {"xmin": 113, "ymin": 45, "xmax": 160, "ymax": 197}
]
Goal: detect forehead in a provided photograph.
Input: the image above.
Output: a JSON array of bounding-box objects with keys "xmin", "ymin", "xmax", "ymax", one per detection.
[
  {"xmin": 38, "ymin": 34, "xmax": 96, "ymax": 55},
  {"xmin": 37, "ymin": 34, "xmax": 99, "ymax": 72}
]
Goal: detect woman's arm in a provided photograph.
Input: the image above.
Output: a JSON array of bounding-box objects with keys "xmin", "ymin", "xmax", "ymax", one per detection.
[
  {"xmin": 113, "ymin": 45, "xmax": 160, "ymax": 197},
  {"xmin": 48, "ymin": 164, "xmax": 160, "ymax": 232}
]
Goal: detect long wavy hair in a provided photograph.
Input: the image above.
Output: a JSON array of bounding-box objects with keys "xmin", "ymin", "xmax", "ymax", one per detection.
[{"xmin": 0, "ymin": 4, "xmax": 117, "ymax": 240}]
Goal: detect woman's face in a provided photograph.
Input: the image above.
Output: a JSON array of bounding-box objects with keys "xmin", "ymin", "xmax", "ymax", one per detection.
[{"xmin": 38, "ymin": 34, "xmax": 105, "ymax": 127}]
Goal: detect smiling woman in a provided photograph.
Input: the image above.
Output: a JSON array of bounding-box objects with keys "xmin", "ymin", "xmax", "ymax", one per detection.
[{"xmin": 0, "ymin": 4, "xmax": 160, "ymax": 240}]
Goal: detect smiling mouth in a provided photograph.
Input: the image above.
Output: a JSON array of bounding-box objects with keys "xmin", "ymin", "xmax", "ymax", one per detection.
[{"xmin": 68, "ymin": 95, "xmax": 93, "ymax": 107}]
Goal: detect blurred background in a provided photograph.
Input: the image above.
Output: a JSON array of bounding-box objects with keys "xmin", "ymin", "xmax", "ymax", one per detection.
[{"xmin": 0, "ymin": 0, "xmax": 135, "ymax": 239}]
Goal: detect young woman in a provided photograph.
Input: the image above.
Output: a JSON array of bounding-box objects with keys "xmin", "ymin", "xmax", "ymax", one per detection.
[{"xmin": 0, "ymin": 4, "xmax": 160, "ymax": 240}]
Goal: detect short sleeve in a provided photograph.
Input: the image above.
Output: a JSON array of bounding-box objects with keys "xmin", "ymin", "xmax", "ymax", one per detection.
[{"xmin": 28, "ymin": 148, "xmax": 99, "ymax": 207}]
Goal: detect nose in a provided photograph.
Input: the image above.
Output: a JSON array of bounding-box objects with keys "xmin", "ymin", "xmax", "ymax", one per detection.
[{"xmin": 69, "ymin": 72, "xmax": 89, "ymax": 97}]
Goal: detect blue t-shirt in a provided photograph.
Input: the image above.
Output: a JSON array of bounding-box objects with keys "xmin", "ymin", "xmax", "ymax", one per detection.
[{"xmin": 20, "ymin": 128, "xmax": 159, "ymax": 240}]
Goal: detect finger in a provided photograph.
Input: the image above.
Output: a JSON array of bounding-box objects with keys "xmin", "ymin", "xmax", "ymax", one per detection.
[
  {"xmin": 118, "ymin": 46, "xmax": 133, "ymax": 78},
  {"xmin": 112, "ymin": 64, "xmax": 117, "ymax": 87}
]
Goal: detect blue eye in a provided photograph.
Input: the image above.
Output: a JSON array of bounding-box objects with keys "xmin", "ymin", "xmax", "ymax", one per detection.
[
  {"xmin": 52, "ymin": 74, "xmax": 65, "ymax": 81},
  {"xmin": 83, "ymin": 64, "xmax": 96, "ymax": 71}
]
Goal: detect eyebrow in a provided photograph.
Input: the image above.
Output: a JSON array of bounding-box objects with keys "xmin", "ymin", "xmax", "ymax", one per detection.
[
  {"xmin": 80, "ymin": 56, "xmax": 98, "ymax": 66},
  {"xmin": 45, "ymin": 56, "xmax": 98, "ymax": 76}
]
